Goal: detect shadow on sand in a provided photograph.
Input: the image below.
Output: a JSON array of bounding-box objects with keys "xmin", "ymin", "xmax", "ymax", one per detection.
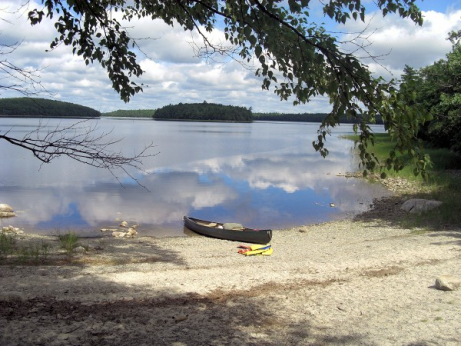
[{"xmin": 0, "ymin": 244, "xmax": 369, "ymax": 346}]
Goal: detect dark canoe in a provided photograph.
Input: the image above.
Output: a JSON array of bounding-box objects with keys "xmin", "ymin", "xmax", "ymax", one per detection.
[{"xmin": 183, "ymin": 216, "xmax": 272, "ymax": 244}]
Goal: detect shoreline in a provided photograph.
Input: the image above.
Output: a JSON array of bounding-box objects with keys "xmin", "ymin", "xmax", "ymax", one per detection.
[{"xmin": 1, "ymin": 196, "xmax": 460, "ymax": 345}]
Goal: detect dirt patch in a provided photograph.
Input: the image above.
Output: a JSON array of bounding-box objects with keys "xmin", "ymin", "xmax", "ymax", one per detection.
[
  {"xmin": 354, "ymin": 195, "xmax": 408, "ymax": 223},
  {"xmin": 362, "ymin": 266, "xmax": 404, "ymax": 278}
]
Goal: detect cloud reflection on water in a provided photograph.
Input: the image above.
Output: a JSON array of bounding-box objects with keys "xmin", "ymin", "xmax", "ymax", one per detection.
[{"xmin": 0, "ymin": 120, "xmax": 390, "ymax": 237}]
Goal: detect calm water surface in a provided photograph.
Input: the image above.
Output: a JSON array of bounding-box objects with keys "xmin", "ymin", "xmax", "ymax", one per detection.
[{"xmin": 0, "ymin": 118, "xmax": 389, "ymax": 237}]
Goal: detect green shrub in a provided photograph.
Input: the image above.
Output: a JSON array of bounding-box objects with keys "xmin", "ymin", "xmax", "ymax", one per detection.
[
  {"xmin": 0, "ymin": 233, "xmax": 16, "ymax": 259},
  {"xmin": 58, "ymin": 232, "xmax": 80, "ymax": 254}
]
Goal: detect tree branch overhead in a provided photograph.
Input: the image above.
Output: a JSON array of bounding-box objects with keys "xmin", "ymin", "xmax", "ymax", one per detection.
[{"xmin": 2, "ymin": 1, "xmax": 433, "ymax": 177}]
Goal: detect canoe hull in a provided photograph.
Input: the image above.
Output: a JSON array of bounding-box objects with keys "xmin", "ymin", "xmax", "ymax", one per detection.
[{"xmin": 183, "ymin": 216, "xmax": 272, "ymax": 244}]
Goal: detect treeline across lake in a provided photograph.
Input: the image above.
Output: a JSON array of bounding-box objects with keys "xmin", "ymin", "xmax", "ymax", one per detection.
[
  {"xmin": 1, "ymin": 98, "xmax": 384, "ymax": 125},
  {"xmin": 154, "ymin": 102, "xmax": 252, "ymax": 122},
  {"xmin": 253, "ymin": 112, "xmax": 383, "ymax": 124},
  {"xmin": 0, "ymin": 98, "xmax": 100, "ymax": 118},
  {"xmin": 102, "ymin": 109, "xmax": 155, "ymax": 117}
]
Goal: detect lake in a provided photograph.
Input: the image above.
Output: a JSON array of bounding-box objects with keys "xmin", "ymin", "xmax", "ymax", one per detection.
[{"xmin": 0, "ymin": 118, "xmax": 390, "ymax": 237}]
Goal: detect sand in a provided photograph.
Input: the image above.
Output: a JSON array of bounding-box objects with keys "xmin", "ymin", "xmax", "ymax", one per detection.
[{"xmin": 1, "ymin": 205, "xmax": 460, "ymax": 345}]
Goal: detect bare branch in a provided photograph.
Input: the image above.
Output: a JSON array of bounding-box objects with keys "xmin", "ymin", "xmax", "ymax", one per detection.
[
  {"xmin": 0, "ymin": 119, "xmax": 159, "ymax": 189},
  {"xmin": 336, "ymin": 14, "xmax": 393, "ymax": 76},
  {"xmin": 0, "ymin": 6, "xmax": 157, "ymax": 187},
  {"xmin": 0, "ymin": 41, "xmax": 50, "ymax": 96}
]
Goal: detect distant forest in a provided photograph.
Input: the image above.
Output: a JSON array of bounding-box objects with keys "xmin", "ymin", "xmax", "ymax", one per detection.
[
  {"xmin": 253, "ymin": 112, "xmax": 383, "ymax": 124},
  {"xmin": 154, "ymin": 102, "xmax": 252, "ymax": 122},
  {"xmin": 102, "ymin": 107, "xmax": 383, "ymax": 124},
  {"xmin": 0, "ymin": 98, "xmax": 100, "ymax": 118},
  {"xmin": 0, "ymin": 97, "xmax": 384, "ymax": 124},
  {"xmin": 102, "ymin": 109, "xmax": 155, "ymax": 117},
  {"xmin": 103, "ymin": 106, "xmax": 384, "ymax": 124}
]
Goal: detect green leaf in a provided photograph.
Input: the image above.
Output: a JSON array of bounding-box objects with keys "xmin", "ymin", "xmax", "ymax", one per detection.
[
  {"xmin": 20, "ymin": 0, "xmax": 429, "ymax": 172},
  {"xmin": 255, "ymin": 45, "xmax": 262, "ymax": 57}
]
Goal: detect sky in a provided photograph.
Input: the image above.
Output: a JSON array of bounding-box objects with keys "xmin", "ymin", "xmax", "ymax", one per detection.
[{"xmin": 1, "ymin": 0, "xmax": 460, "ymax": 114}]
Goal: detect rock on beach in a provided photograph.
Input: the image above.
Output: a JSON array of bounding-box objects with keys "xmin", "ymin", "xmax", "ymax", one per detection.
[
  {"xmin": 400, "ymin": 199, "xmax": 442, "ymax": 213},
  {"xmin": 0, "ymin": 203, "xmax": 16, "ymax": 218},
  {"xmin": 435, "ymin": 275, "xmax": 461, "ymax": 291},
  {"xmin": 2, "ymin": 225, "xmax": 24, "ymax": 234}
]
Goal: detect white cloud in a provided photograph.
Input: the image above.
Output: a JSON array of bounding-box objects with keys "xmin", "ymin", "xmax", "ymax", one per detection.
[
  {"xmin": 1, "ymin": 1, "xmax": 459, "ymax": 113},
  {"xmin": 0, "ymin": 127, "xmax": 389, "ymax": 230},
  {"xmin": 124, "ymin": 17, "xmax": 203, "ymax": 64},
  {"xmin": 339, "ymin": 9, "xmax": 461, "ymax": 80}
]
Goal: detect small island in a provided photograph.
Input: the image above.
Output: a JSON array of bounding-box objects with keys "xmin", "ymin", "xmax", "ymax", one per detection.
[
  {"xmin": 0, "ymin": 98, "xmax": 100, "ymax": 118},
  {"xmin": 153, "ymin": 102, "xmax": 253, "ymax": 122}
]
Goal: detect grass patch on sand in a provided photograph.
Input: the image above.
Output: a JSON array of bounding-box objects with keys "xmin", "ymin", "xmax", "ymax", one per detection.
[
  {"xmin": 0, "ymin": 232, "xmax": 166, "ymax": 266},
  {"xmin": 0, "ymin": 233, "xmax": 51, "ymax": 265},
  {"xmin": 0, "ymin": 231, "xmax": 87, "ymax": 265},
  {"xmin": 0, "ymin": 233, "xmax": 16, "ymax": 258},
  {"xmin": 346, "ymin": 133, "xmax": 461, "ymax": 230},
  {"xmin": 58, "ymin": 232, "xmax": 81, "ymax": 254}
]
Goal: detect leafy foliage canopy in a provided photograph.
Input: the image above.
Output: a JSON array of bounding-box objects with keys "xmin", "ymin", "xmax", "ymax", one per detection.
[
  {"xmin": 27, "ymin": 0, "xmax": 430, "ymax": 176},
  {"xmin": 400, "ymin": 37, "xmax": 461, "ymax": 155}
]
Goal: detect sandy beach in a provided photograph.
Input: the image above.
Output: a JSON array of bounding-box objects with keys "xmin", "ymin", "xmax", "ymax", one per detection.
[{"xmin": 1, "ymin": 197, "xmax": 460, "ymax": 346}]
